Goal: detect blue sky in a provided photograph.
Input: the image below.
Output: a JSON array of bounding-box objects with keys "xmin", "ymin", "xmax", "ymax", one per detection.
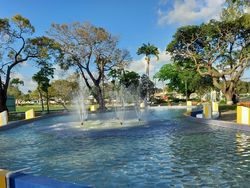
[{"xmin": 0, "ymin": 0, "xmax": 249, "ymax": 92}]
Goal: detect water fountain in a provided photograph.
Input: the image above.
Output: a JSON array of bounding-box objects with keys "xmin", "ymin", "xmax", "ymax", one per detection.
[
  {"xmin": 131, "ymin": 86, "xmax": 143, "ymax": 121},
  {"xmin": 114, "ymin": 85, "xmax": 126, "ymax": 125},
  {"xmin": 75, "ymin": 77, "xmax": 89, "ymax": 125},
  {"xmin": 112, "ymin": 83, "xmax": 144, "ymax": 124},
  {"xmin": 72, "ymin": 79, "xmax": 145, "ymax": 130}
]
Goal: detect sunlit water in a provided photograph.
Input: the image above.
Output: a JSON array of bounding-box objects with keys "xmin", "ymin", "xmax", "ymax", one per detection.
[{"xmin": 0, "ymin": 107, "xmax": 250, "ymax": 187}]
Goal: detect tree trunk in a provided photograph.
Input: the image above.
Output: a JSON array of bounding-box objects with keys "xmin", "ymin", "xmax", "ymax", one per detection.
[
  {"xmin": 224, "ymin": 92, "xmax": 234, "ymax": 105},
  {"xmin": 46, "ymin": 91, "xmax": 49, "ymax": 113},
  {"xmin": 38, "ymin": 89, "xmax": 44, "ymax": 112},
  {"xmin": 146, "ymin": 57, "xmax": 150, "ymax": 78},
  {"xmin": 91, "ymin": 86, "xmax": 105, "ymax": 112},
  {"xmin": 79, "ymin": 66, "xmax": 106, "ymax": 112},
  {"xmin": 0, "ymin": 91, "xmax": 8, "ymax": 113},
  {"xmin": 60, "ymin": 101, "xmax": 68, "ymax": 111},
  {"xmin": 187, "ymin": 92, "xmax": 192, "ymax": 100},
  {"xmin": 212, "ymin": 78, "xmax": 237, "ymax": 105},
  {"xmin": 146, "ymin": 57, "xmax": 150, "ymax": 102},
  {"xmin": 97, "ymin": 86, "xmax": 105, "ymax": 111}
]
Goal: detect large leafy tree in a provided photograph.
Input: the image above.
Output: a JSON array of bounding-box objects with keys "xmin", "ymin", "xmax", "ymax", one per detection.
[
  {"xmin": 109, "ymin": 69, "xmax": 140, "ymax": 90},
  {"xmin": 155, "ymin": 63, "xmax": 213, "ymax": 99},
  {"xmin": 0, "ymin": 15, "xmax": 58, "ymax": 112},
  {"xmin": 32, "ymin": 64, "xmax": 54, "ymax": 113},
  {"xmin": 222, "ymin": 0, "xmax": 250, "ymax": 21},
  {"xmin": 167, "ymin": 14, "xmax": 250, "ymax": 104},
  {"xmin": 49, "ymin": 79, "xmax": 79, "ymax": 110},
  {"xmin": 49, "ymin": 22, "xmax": 130, "ymax": 111},
  {"xmin": 137, "ymin": 43, "xmax": 159, "ymax": 77}
]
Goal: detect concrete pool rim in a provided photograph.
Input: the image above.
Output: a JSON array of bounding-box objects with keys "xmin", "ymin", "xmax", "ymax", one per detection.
[
  {"xmin": 0, "ymin": 112, "xmax": 70, "ymax": 132},
  {"xmin": 184, "ymin": 113, "xmax": 250, "ymax": 132}
]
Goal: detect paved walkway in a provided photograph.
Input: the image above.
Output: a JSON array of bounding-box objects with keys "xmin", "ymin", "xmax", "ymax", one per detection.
[{"xmin": 218, "ymin": 110, "xmax": 236, "ymax": 122}]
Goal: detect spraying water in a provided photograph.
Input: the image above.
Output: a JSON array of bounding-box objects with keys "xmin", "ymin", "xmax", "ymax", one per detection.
[
  {"xmin": 112, "ymin": 83, "xmax": 143, "ymax": 124},
  {"xmin": 75, "ymin": 77, "xmax": 89, "ymax": 125},
  {"xmin": 114, "ymin": 85, "xmax": 126, "ymax": 125},
  {"xmin": 132, "ymin": 86, "xmax": 142, "ymax": 121}
]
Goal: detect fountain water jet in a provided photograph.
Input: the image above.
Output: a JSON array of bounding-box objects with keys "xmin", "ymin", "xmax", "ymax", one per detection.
[
  {"xmin": 75, "ymin": 77, "xmax": 89, "ymax": 125},
  {"xmin": 114, "ymin": 85, "xmax": 126, "ymax": 125},
  {"xmin": 72, "ymin": 79, "xmax": 145, "ymax": 130}
]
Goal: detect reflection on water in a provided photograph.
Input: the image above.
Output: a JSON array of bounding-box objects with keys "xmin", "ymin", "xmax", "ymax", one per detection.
[
  {"xmin": 0, "ymin": 107, "xmax": 250, "ymax": 187},
  {"xmin": 236, "ymin": 132, "xmax": 250, "ymax": 156}
]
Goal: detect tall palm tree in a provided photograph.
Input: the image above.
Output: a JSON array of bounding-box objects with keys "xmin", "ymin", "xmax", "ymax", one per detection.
[{"xmin": 137, "ymin": 43, "xmax": 159, "ymax": 77}]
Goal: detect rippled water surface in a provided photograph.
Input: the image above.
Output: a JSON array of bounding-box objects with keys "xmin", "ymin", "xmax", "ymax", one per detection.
[{"xmin": 0, "ymin": 107, "xmax": 250, "ymax": 187}]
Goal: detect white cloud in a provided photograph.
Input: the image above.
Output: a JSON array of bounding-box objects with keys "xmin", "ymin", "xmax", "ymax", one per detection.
[
  {"xmin": 128, "ymin": 49, "xmax": 171, "ymax": 79},
  {"xmin": 10, "ymin": 72, "xmax": 37, "ymax": 93},
  {"xmin": 158, "ymin": 0, "xmax": 225, "ymax": 25}
]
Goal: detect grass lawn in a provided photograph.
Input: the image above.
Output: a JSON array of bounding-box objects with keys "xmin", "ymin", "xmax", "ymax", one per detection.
[
  {"xmin": 15, "ymin": 104, "xmax": 71, "ymax": 113},
  {"xmin": 8, "ymin": 104, "xmax": 73, "ymax": 122}
]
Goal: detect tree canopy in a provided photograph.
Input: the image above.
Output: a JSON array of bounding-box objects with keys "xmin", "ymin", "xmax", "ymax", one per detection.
[
  {"xmin": 166, "ymin": 14, "xmax": 250, "ymax": 104},
  {"xmin": 49, "ymin": 22, "xmax": 131, "ymax": 110},
  {"xmin": 137, "ymin": 43, "xmax": 159, "ymax": 77},
  {"xmin": 155, "ymin": 63, "xmax": 213, "ymax": 98},
  {"xmin": 49, "ymin": 79, "xmax": 79, "ymax": 109},
  {"xmin": 32, "ymin": 64, "xmax": 54, "ymax": 112},
  {"xmin": 222, "ymin": 0, "xmax": 250, "ymax": 21},
  {"xmin": 0, "ymin": 14, "xmax": 59, "ymax": 112},
  {"xmin": 108, "ymin": 69, "xmax": 140, "ymax": 89}
]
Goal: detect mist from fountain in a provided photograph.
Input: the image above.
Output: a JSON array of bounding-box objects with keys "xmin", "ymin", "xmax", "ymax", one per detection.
[
  {"xmin": 75, "ymin": 77, "xmax": 89, "ymax": 125},
  {"xmin": 72, "ymin": 78, "xmax": 145, "ymax": 130},
  {"xmin": 132, "ymin": 86, "xmax": 143, "ymax": 121},
  {"xmin": 114, "ymin": 85, "xmax": 126, "ymax": 125},
  {"xmin": 112, "ymin": 82, "xmax": 143, "ymax": 125}
]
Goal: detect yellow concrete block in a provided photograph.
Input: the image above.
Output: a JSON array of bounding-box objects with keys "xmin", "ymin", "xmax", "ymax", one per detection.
[
  {"xmin": 0, "ymin": 169, "xmax": 8, "ymax": 188},
  {"xmin": 242, "ymin": 106, "xmax": 249, "ymax": 125},
  {"xmin": 249, "ymin": 108, "xmax": 250, "ymax": 125},
  {"xmin": 0, "ymin": 111, "xmax": 8, "ymax": 126},
  {"xmin": 187, "ymin": 101, "xmax": 192, "ymax": 107},
  {"xmin": 25, "ymin": 109, "xmax": 35, "ymax": 119},
  {"xmin": 237, "ymin": 106, "xmax": 242, "ymax": 124},
  {"xmin": 212, "ymin": 102, "xmax": 219, "ymax": 112},
  {"xmin": 203, "ymin": 103, "xmax": 211, "ymax": 119},
  {"xmin": 90, "ymin": 105, "xmax": 96, "ymax": 112},
  {"xmin": 237, "ymin": 106, "xmax": 250, "ymax": 125}
]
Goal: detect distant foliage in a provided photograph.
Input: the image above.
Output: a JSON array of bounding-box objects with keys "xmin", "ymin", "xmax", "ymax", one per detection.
[
  {"xmin": 139, "ymin": 74, "xmax": 155, "ymax": 100},
  {"xmin": 166, "ymin": 13, "xmax": 250, "ymax": 104},
  {"xmin": 155, "ymin": 63, "xmax": 213, "ymax": 98}
]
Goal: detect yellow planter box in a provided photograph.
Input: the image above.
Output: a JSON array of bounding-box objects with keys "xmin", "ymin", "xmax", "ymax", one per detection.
[
  {"xmin": 0, "ymin": 111, "xmax": 8, "ymax": 126},
  {"xmin": 203, "ymin": 103, "xmax": 212, "ymax": 119},
  {"xmin": 237, "ymin": 106, "xmax": 250, "ymax": 125},
  {"xmin": 212, "ymin": 102, "xmax": 219, "ymax": 113},
  {"xmin": 0, "ymin": 169, "xmax": 9, "ymax": 188},
  {"xmin": 90, "ymin": 105, "xmax": 97, "ymax": 112},
  {"xmin": 25, "ymin": 109, "xmax": 35, "ymax": 119},
  {"xmin": 187, "ymin": 101, "xmax": 192, "ymax": 107}
]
